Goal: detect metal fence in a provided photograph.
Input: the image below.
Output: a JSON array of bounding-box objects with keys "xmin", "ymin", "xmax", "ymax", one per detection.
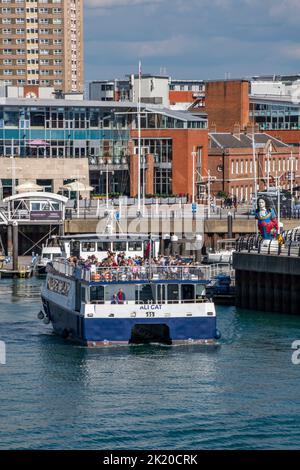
[
  {"xmin": 236, "ymin": 231, "xmax": 300, "ymax": 258},
  {"xmin": 51, "ymin": 259, "xmax": 234, "ymax": 283}
]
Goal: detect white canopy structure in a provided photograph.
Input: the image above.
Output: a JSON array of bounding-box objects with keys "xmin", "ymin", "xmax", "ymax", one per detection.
[
  {"xmin": 61, "ymin": 181, "xmax": 93, "ymax": 192},
  {"xmin": 60, "ymin": 181, "xmax": 93, "ymax": 218},
  {"xmin": 16, "ymin": 181, "xmax": 44, "ymax": 193}
]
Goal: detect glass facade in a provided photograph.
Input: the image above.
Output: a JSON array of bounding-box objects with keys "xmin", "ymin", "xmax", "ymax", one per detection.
[
  {"xmin": 133, "ymin": 138, "xmax": 173, "ymax": 196},
  {"xmin": 138, "ymin": 112, "xmax": 206, "ymax": 130},
  {"xmin": 251, "ymin": 101, "xmax": 300, "ymax": 130},
  {"xmin": 0, "ymin": 104, "xmax": 130, "ymax": 158},
  {"xmin": 0, "ymin": 101, "xmax": 208, "ymax": 197}
]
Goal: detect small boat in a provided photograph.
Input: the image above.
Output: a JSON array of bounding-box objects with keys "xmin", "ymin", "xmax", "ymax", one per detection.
[
  {"xmin": 203, "ymin": 239, "xmax": 235, "ymax": 264},
  {"xmin": 206, "ymin": 274, "xmax": 235, "ymax": 305},
  {"xmin": 35, "ymin": 244, "xmax": 62, "ymax": 277}
]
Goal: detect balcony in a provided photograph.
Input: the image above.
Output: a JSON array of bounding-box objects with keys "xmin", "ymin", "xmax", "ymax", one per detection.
[{"xmin": 88, "ymin": 155, "xmax": 129, "ymax": 171}]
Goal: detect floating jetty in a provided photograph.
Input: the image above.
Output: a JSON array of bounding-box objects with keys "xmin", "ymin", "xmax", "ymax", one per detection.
[{"xmin": 0, "ymin": 256, "xmax": 34, "ymax": 279}]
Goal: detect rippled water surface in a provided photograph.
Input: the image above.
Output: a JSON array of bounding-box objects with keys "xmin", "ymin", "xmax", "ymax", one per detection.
[{"xmin": 0, "ymin": 278, "xmax": 300, "ymax": 449}]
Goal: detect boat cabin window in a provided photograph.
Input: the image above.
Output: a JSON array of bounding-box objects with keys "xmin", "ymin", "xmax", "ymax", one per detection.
[
  {"xmin": 104, "ymin": 284, "xmax": 136, "ymax": 303},
  {"xmin": 90, "ymin": 285, "xmax": 104, "ymax": 303},
  {"xmin": 181, "ymin": 284, "xmax": 195, "ymax": 302},
  {"xmin": 156, "ymin": 284, "xmax": 167, "ymax": 303},
  {"xmin": 136, "ymin": 284, "xmax": 155, "ymax": 304},
  {"xmin": 113, "ymin": 241, "xmax": 127, "ymax": 252},
  {"xmin": 167, "ymin": 284, "xmax": 179, "ymax": 302},
  {"xmin": 196, "ymin": 284, "xmax": 206, "ymax": 300},
  {"xmin": 70, "ymin": 240, "xmax": 80, "ymax": 257},
  {"xmin": 97, "ymin": 241, "xmax": 111, "ymax": 252},
  {"xmin": 82, "ymin": 242, "xmax": 96, "ymax": 252},
  {"xmin": 128, "ymin": 241, "xmax": 143, "ymax": 251}
]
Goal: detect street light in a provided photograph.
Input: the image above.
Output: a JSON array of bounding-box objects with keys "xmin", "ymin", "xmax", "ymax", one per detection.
[
  {"xmin": 191, "ymin": 149, "xmax": 197, "ymax": 204},
  {"xmin": 100, "ymin": 158, "xmax": 114, "ymax": 211}
]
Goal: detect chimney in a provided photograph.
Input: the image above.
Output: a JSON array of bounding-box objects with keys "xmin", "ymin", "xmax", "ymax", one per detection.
[
  {"xmin": 246, "ymin": 121, "xmax": 260, "ymax": 135},
  {"xmin": 233, "ymin": 122, "xmax": 241, "ymax": 140},
  {"xmin": 210, "ymin": 122, "xmax": 217, "ymax": 133}
]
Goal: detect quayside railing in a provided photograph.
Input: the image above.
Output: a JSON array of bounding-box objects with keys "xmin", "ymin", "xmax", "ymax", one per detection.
[{"xmin": 236, "ymin": 232, "xmax": 300, "ymax": 258}]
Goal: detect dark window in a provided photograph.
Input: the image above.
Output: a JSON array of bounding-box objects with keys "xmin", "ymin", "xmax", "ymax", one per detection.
[
  {"xmin": 90, "ymin": 285, "xmax": 104, "ymax": 303},
  {"xmin": 82, "ymin": 242, "xmax": 96, "ymax": 252},
  {"xmin": 97, "ymin": 241, "xmax": 111, "ymax": 251},
  {"xmin": 113, "ymin": 241, "xmax": 127, "ymax": 251}
]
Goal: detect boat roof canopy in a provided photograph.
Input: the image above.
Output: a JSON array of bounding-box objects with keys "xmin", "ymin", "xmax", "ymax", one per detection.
[{"xmin": 60, "ymin": 233, "xmax": 159, "ymax": 242}]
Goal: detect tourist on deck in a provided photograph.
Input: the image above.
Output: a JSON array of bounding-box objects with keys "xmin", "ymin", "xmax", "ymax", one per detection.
[
  {"xmin": 111, "ymin": 293, "xmax": 119, "ymax": 304},
  {"xmin": 117, "ymin": 288, "xmax": 126, "ymax": 304}
]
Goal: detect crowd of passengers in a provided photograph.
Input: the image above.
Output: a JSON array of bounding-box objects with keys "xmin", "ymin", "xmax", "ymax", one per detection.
[{"xmin": 66, "ymin": 251, "xmax": 204, "ymax": 281}]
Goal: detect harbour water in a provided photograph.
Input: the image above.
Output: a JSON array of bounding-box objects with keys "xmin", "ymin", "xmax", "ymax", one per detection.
[{"xmin": 0, "ymin": 278, "xmax": 300, "ymax": 450}]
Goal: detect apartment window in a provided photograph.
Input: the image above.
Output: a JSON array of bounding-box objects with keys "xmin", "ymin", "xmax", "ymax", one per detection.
[
  {"xmin": 231, "ymin": 161, "xmax": 234, "ymax": 175},
  {"xmin": 236, "ymin": 161, "xmax": 239, "ymax": 174}
]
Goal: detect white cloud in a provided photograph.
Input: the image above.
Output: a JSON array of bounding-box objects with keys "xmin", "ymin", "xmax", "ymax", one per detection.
[
  {"xmin": 87, "ymin": 34, "xmax": 192, "ymax": 59},
  {"xmin": 280, "ymin": 43, "xmax": 300, "ymax": 59},
  {"xmin": 268, "ymin": 0, "xmax": 300, "ymax": 22}
]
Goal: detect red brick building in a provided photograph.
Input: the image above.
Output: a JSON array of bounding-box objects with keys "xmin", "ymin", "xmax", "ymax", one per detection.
[
  {"xmin": 190, "ymin": 79, "xmax": 300, "ymax": 148},
  {"xmin": 129, "ymin": 109, "xmax": 209, "ymax": 199},
  {"xmin": 208, "ymin": 130, "xmax": 300, "ymax": 202},
  {"xmin": 203, "ymin": 80, "xmax": 250, "ymax": 133}
]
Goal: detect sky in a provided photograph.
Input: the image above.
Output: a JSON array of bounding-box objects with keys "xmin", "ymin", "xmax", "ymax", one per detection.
[{"xmin": 84, "ymin": 0, "xmax": 300, "ymax": 82}]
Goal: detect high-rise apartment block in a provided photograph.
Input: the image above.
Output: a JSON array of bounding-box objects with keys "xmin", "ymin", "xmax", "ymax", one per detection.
[{"xmin": 0, "ymin": 0, "xmax": 83, "ymax": 93}]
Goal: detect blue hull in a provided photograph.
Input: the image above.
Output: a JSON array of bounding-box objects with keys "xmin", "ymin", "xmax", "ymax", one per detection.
[{"xmin": 42, "ymin": 297, "xmax": 217, "ymax": 346}]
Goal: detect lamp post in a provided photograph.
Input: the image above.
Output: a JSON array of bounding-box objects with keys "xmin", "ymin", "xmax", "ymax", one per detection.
[
  {"xmin": 100, "ymin": 159, "xmax": 114, "ymax": 211},
  {"xmin": 275, "ymin": 171, "xmax": 285, "ymax": 235},
  {"xmin": 290, "ymin": 151, "xmax": 295, "ymax": 216},
  {"xmin": 191, "ymin": 149, "xmax": 196, "ymax": 204},
  {"xmin": 267, "ymin": 146, "xmax": 271, "ymax": 191}
]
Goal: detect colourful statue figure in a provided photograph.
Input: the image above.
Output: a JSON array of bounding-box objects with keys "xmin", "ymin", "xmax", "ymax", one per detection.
[{"xmin": 255, "ymin": 197, "xmax": 278, "ymax": 240}]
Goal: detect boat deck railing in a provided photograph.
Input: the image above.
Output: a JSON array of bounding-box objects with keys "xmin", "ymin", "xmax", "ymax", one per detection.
[
  {"xmin": 51, "ymin": 259, "xmax": 234, "ymax": 283},
  {"xmin": 89, "ymin": 298, "xmax": 211, "ymax": 305}
]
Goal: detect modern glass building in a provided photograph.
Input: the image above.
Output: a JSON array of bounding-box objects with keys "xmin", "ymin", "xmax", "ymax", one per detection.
[
  {"xmin": 250, "ymin": 98, "xmax": 300, "ymax": 131},
  {"xmin": 0, "ymin": 98, "xmax": 208, "ymax": 197}
]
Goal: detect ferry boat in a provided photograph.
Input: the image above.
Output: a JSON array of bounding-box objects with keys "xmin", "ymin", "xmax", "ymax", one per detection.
[{"xmin": 39, "ymin": 253, "xmax": 220, "ymax": 347}]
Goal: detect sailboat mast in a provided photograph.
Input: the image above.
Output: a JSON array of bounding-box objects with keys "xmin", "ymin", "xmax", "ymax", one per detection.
[{"xmin": 137, "ymin": 61, "xmax": 141, "ymax": 213}]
